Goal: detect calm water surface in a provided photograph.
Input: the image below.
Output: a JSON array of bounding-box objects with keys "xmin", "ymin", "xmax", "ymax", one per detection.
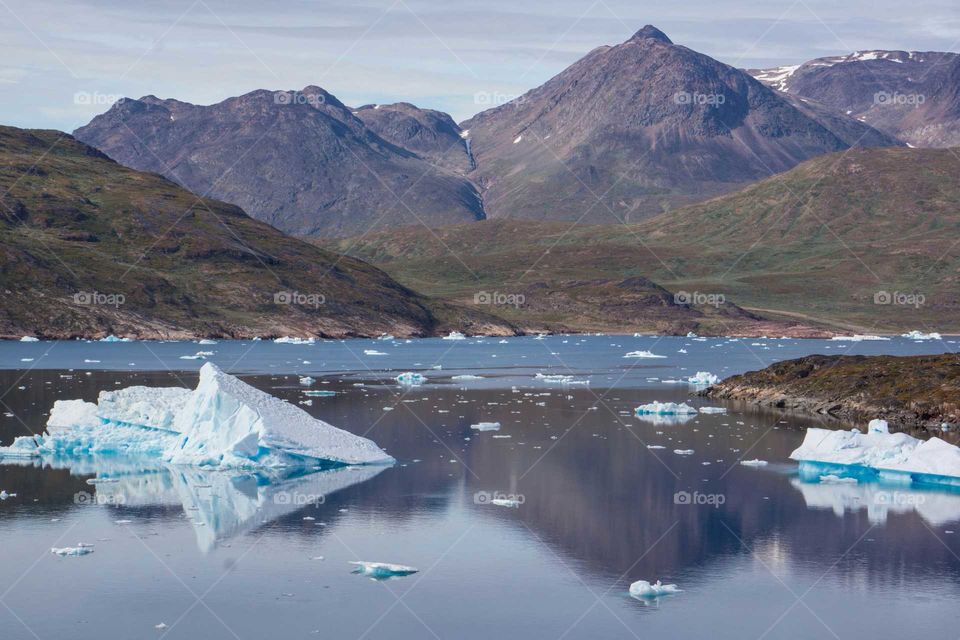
[{"xmin": 0, "ymin": 336, "xmax": 958, "ymax": 639}]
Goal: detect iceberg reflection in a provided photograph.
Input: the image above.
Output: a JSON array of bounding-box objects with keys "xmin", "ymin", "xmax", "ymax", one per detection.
[{"xmin": 2, "ymin": 455, "xmax": 387, "ymax": 552}]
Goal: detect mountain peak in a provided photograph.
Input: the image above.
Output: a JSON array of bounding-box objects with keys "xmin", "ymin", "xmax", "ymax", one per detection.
[{"xmin": 630, "ymin": 25, "xmax": 672, "ymax": 44}]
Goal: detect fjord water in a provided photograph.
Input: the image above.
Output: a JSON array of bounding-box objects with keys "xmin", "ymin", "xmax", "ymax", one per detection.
[{"xmin": 1, "ymin": 336, "xmax": 959, "ymax": 639}]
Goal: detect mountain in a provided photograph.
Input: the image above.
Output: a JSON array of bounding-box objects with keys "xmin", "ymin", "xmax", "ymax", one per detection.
[
  {"xmin": 459, "ymin": 25, "xmax": 900, "ymax": 224},
  {"xmin": 750, "ymin": 50, "xmax": 960, "ymax": 148},
  {"xmin": 73, "ymin": 87, "xmax": 484, "ymax": 238},
  {"xmin": 354, "ymin": 102, "xmax": 474, "ymax": 172},
  {"xmin": 0, "ymin": 126, "xmax": 514, "ymax": 339},
  {"xmin": 332, "ymin": 146, "xmax": 960, "ymax": 333}
]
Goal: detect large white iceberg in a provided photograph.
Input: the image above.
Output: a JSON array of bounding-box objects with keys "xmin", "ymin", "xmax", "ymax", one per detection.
[
  {"xmin": 0, "ymin": 363, "xmax": 393, "ymax": 469},
  {"xmin": 790, "ymin": 426, "xmax": 960, "ymax": 486},
  {"xmin": 687, "ymin": 371, "xmax": 720, "ymax": 386}
]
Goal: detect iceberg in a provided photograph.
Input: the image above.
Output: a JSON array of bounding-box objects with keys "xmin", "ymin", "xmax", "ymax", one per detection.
[
  {"xmin": 19, "ymin": 336, "xmax": 39, "ymax": 342},
  {"xmin": 0, "ymin": 363, "xmax": 393, "ymax": 469},
  {"xmin": 629, "ymin": 579, "xmax": 680, "ymax": 598},
  {"xmin": 298, "ymin": 376, "xmax": 316, "ymax": 386},
  {"xmin": 99, "ymin": 335, "xmax": 131, "ymax": 342},
  {"xmin": 442, "ymin": 331, "xmax": 466, "ymax": 340},
  {"xmin": 349, "ymin": 561, "xmax": 418, "ymax": 580},
  {"xmin": 624, "ymin": 350, "xmax": 666, "ymax": 359},
  {"xmin": 901, "ymin": 330, "xmax": 941, "ymax": 340},
  {"xmin": 790, "ymin": 426, "xmax": 960, "ymax": 486},
  {"xmin": 395, "ymin": 372, "xmax": 426, "ymax": 386},
  {"xmin": 635, "ymin": 402, "xmax": 698, "ymax": 416},
  {"xmin": 687, "ymin": 371, "xmax": 720, "ymax": 385}
]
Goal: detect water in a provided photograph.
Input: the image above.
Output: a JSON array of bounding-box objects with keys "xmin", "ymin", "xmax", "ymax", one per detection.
[{"xmin": 1, "ymin": 336, "xmax": 959, "ymax": 639}]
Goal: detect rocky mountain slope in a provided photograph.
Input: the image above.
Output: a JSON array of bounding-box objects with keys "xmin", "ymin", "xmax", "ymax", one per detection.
[
  {"xmin": 705, "ymin": 353, "xmax": 960, "ymax": 431},
  {"xmin": 750, "ymin": 50, "xmax": 960, "ymax": 148},
  {"xmin": 73, "ymin": 88, "xmax": 484, "ymax": 238},
  {"xmin": 0, "ymin": 126, "xmax": 513, "ymax": 339},
  {"xmin": 459, "ymin": 25, "xmax": 899, "ymax": 224},
  {"xmin": 333, "ymin": 146, "xmax": 960, "ymax": 333}
]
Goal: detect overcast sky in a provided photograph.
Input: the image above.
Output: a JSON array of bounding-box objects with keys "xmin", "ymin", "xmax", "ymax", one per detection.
[{"xmin": 2, "ymin": 0, "xmax": 958, "ymax": 131}]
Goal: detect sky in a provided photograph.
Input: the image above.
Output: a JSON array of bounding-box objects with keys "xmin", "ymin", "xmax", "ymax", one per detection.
[{"xmin": 2, "ymin": 0, "xmax": 959, "ymax": 131}]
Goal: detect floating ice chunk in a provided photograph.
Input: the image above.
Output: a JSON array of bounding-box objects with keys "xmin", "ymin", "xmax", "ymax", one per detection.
[
  {"xmin": 491, "ymin": 498, "xmax": 521, "ymax": 507},
  {"xmin": 635, "ymin": 402, "xmax": 698, "ymax": 416},
  {"xmin": 629, "ymin": 579, "xmax": 680, "ymax": 598},
  {"xmin": 0, "ymin": 490, "xmax": 16, "ymax": 499},
  {"xmin": 349, "ymin": 561, "xmax": 418, "ymax": 580},
  {"xmin": 687, "ymin": 371, "xmax": 720, "ymax": 385},
  {"xmin": 698, "ymin": 407, "xmax": 727, "ymax": 414},
  {"xmin": 20, "ymin": 336, "xmax": 39, "ymax": 342},
  {"xmin": 451, "ymin": 375, "xmax": 483, "ymax": 380},
  {"xmin": 535, "ymin": 373, "xmax": 588, "ymax": 386},
  {"xmin": 624, "ymin": 350, "xmax": 666, "ymax": 359},
  {"xmin": 303, "ymin": 390, "xmax": 336, "ymax": 397},
  {"xmin": 685, "ymin": 332, "xmax": 698, "ymax": 338},
  {"xmin": 740, "ymin": 459, "xmax": 768, "ymax": 466},
  {"xmin": 790, "ymin": 426, "xmax": 960, "ymax": 483},
  {"xmin": 396, "ymin": 372, "xmax": 426, "ymax": 386},
  {"xmin": 166, "ymin": 364, "xmax": 393, "ymax": 468},
  {"xmin": 442, "ymin": 331, "xmax": 466, "ymax": 340},
  {"xmin": 298, "ymin": 376, "xmax": 316, "ymax": 386},
  {"xmin": 273, "ymin": 337, "xmax": 315, "ymax": 345},
  {"xmin": 364, "ymin": 350, "xmax": 387, "ymax": 356},
  {"xmin": 901, "ymin": 330, "xmax": 941, "ymax": 340},
  {"xmin": 198, "ymin": 339, "xmax": 218, "ymax": 345},
  {"xmin": 99, "ymin": 335, "xmax": 131, "ymax": 342},
  {"xmin": 51, "ymin": 545, "xmax": 94, "ymax": 557},
  {"xmin": 471, "ymin": 422, "xmax": 501, "ymax": 431},
  {"xmin": 830, "ymin": 335, "xmax": 890, "ymax": 342},
  {"xmin": 377, "ymin": 334, "xmax": 395, "ymax": 341},
  {"xmin": 673, "ymin": 449, "xmax": 695, "ymax": 455}
]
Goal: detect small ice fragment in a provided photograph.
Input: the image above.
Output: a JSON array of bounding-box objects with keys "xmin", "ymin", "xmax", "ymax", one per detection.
[
  {"xmin": 698, "ymin": 407, "xmax": 726, "ymax": 414},
  {"xmin": 51, "ymin": 545, "xmax": 94, "ymax": 557},
  {"xmin": 491, "ymin": 498, "xmax": 521, "ymax": 508},
  {"xmin": 442, "ymin": 331, "xmax": 466, "ymax": 340},
  {"xmin": 20, "ymin": 336, "xmax": 39, "ymax": 342},
  {"xmin": 635, "ymin": 402, "xmax": 698, "ymax": 416},
  {"xmin": 299, "ymin": 376, "xmax": 316, "ymax": 386},
  {"xmin": 624, "ymin": 350, "xmax": 666, "ymax": 359},
  {"xmin": 155, "ymin": 623, "xmax": 168, "ymax": 630},
  {"xmin": 687, "ymin": 371, "xmax": 720, "ymax": 385},
  {"xmin": 740, "ymin": 459, "xmax": 768, "ymax": 466},
  {"xmin": 364, "ymin": 350, "xmax": 387, "ymax": 356},
  {"xmin": 629, "ymin": 579, "xmax": 681, "ymax": 598},
  {"xmin": 349, "ymin": 561, "xmax": 418, "ymax": 579},
  {"xmin": 673, "ymin": 449, "xmax": 695, "ymax": 455},
  {"xmin": 470, "ymin": 422, "xmax": 501, "ymax": 431},
  {"xmin": 396, "ymin": 372, "xmax": 426, "ymax": 386}
]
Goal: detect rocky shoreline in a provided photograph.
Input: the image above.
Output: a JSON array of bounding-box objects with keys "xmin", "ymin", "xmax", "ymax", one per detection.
[{"xmin": 704, "ymin": 353, "xmax": 960, "ymax": 434}]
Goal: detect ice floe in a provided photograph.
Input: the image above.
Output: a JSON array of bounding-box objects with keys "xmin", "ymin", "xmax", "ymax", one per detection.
[
  {"xmin": 349, "ymin": 561, "xmax": 418, "ymax": 580},
  {"xmin": 396, "ymin": 372, "xmax": 426, "ymax": 386},
  {"xmin": 470, "ymin": 422, "xmax": 501, "ymax": 431},
  {"xmin": 629, "ymin": 579, "xmax": 681, "ymax": 598},
  {"xmin": 635, "ymin": 402, "xmax": 698, "ymax": 416},
  {"xmin": 624, "ymin": 350, "xmax": 666, "ymax": 359},
  {"xmin": 51, "ymin": 545, "xmax": 94, "ymax": 557}
]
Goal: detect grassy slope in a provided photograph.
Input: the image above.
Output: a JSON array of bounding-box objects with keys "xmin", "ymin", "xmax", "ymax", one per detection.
[
  {"xmin": 331, "ymin": 147, "xmax": 960, "ymax": 333},
  {"xmin": 0, "ymin": 126, "xmax": 514, "ymax": 339}
]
